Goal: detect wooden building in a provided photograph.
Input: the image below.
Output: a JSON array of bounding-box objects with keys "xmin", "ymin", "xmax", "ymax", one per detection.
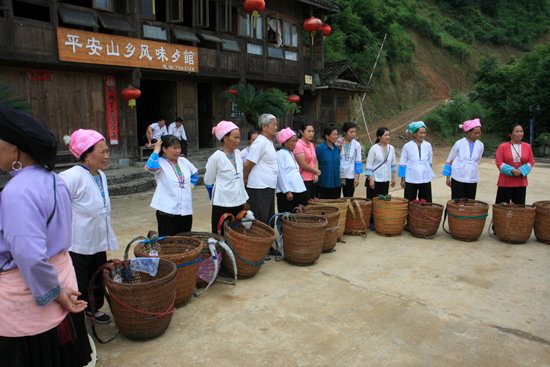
[{"xmin": 0, "ymin": 0, "xmax": 339, "ymax": 161}]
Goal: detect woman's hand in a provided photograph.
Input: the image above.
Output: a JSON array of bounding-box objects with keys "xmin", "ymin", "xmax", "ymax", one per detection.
[
  {"xmin": 400, "ymin": 179, "xmax": 406, "ymax": 189},
  {"xmin": 315, "ymin": 169, "xmax": 322, "ymax": 176},
  {"xmin": 354, "ymin": 176, "xmax": 359, "ymax": 187},
  {"xmin": 369, "ymin": 178, "xmax": 375, "ymax": 189},
  {"xmin": 446, "ymin": 176, "xmax": 452, "ymax": 187},
  {"xmin": 313, "ymin": 174, "xmax": 319, "ymax": 184},
  {"xmin": 390, "ymin": 178, "xmax": 396, "ymax": 188},
  {"xmin": 512, "ymin": 168, "xmax": 522, "ymax": 177},
  {"xmin": 153, "ymin": 139, "xmax": 162, "ymax": 154},
  {"xmin": 286, "ymin": 192, "xmax": 294, "ymax": 201},
  {"xmin": 55, "ymin": 288, "xmax": 87, "ymax": 313}
]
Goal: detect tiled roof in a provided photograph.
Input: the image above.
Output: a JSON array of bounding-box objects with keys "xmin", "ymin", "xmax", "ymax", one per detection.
[
  {"xmin": 316, "ymin": 60, "xmax": 374, "ymax": 92},
  {"xmin": 297, "ymin": 0, "xmax": 340, "ymax": 13}
]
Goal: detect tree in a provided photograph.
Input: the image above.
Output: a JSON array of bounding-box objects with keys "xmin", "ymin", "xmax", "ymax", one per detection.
[{"xmin": 0, "ymin": 83, "xmax": 31, "ymax": 112}]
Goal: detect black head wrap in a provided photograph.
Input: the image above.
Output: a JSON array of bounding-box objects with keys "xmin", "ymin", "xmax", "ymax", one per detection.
[{"xmin": 0, "ymin": 102, "xmax": 57, "ymax": 171}]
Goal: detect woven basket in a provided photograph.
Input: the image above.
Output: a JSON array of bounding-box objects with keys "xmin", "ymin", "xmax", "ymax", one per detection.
[
  {"xmin": 533, "ymin": 201, "xmax": 550, "ymax": 244},
  {"xmin": 307, "ymin": 198, "xmax": 348, "ymax": 239},
  {"xmin": 304, "ymin": 205, "xmax": 340, "ymax": 252},
  {"xmin": 408, "ymin": 202, "xmax": 444, "ymax": 238},
  {"xmin": 178, "ymin": 232, "xmax": 224, "ymax": 288},
  {"xmin": 445, "ymin": 200, "xmax": 489, "ymax": 242},
  {"xmin": 134, "ymin": 236, "xmax": 203, "ymax": 307},
  {"xmin": 493, "ymin": 204, "xmax": 536, "ymax": 244},
  {"xmin": 372, "ymin": 197, "xmax": 409, "ymax": 236},
  {"xmin": 281, "ymin": 214, "xmax": 327, "ymax": 265},
  {"xmin": 104, "ymin": 259, "xmax": 176, "ymax": 339},
  {"xmin": 222, "ymin": 221, "xmax": 277, "ymax": 278},
  {"xmin": 344, "ymin": 198, "xmax": 372, "ymax": 236}
]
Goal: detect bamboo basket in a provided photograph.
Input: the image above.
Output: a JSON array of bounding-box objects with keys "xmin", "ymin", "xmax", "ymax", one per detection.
[
  {"xmin": 304, "ymin": 205, "xmax": 340, "ymax": 252},
  {"xmin": 133, "ymin": 236, "xmax": 203, "ymax": 307},
  {"xmin": 104, "ymin": 259, "xmax": 176, "ymax": 339},
  {"xmin": 178, "ymin": 232, "xmax": 224, "ymax": 288},
  {"xmin": 493, "ymin": 204, "xmax": 536, "ymax": 244},
  {"xmin": 372, "ymin": 197, "xmax": 409, "ymax": 236},
  {"xmin": 444, "ymin": 200, "xmax": 489, "ymax": 242},
  {"xmin": 408, "ymin": 202, "xmax": 444, "ymax": 238},
  {"xmin": 222, "ymin": 221, "xmax": 277, "ymax": 278},
  {"xmin": 307, "ymin": 198, "xmax": 349, "ymax": 239},
  {"xmin": 533, "ymin": 201, "xmax": 550, "ymax": 244},
  {"xmin": 281, "ymin": 214, "xmax": 327, "ymax": 265},
  {"xmin": 344, "ymin": 198, "xmax": 372, "ymax": 236}
]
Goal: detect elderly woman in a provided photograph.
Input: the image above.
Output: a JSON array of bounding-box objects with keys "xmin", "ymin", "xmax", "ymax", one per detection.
[
  {"xmin": 243, "ymin": 113, "xmax": 278, "ymax": 225},
  {"xmin": 0, "ymin": 103, "xmax": 92, "ymax": 366},
  {"xmin": 339, "ymin": 122, "xmax": 363, "ymax": 197},
  {"xmin": 398, "ymin": 121, "xmax": 435, "ymax": 202},
  {"xmin": 276, "ymin": 127, "xmax": 307, "ymax": 213},
  {"xmin": 316, "ymin": 126, "xmax": 341, "ymax": 199},
  {"xmin": 442, "ymin": 118, "xmax": 484, "ymax": 200},
  {"xmin": 204, "ymin": 121, "xmax": 249, "ymax": 233},
  {"xmin": 146, "ymin": 135, "xmax": 199, "ymax": 235},
  {"xmin": 60, "ymin": 129, "xmax": 119, "ymax": 324},
  {"xmin": 294, "ymin": 122, "xmax": 321, "ymax": 201},
  {"xmin": 240, "ymin": 129, "xmax": 259, "ymax": 163}
]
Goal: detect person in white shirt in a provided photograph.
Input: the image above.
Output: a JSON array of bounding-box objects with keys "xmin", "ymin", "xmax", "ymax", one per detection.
[
  {"xmin": 339, "ymin": 122, "xmax": 363, "ymax": 197},
  {"xmin": 442, "ymin": 118, "xmax": 484, "ymax": 199},
  {"xmin": 60, "ymin": 129, "xmax": 119, "ymax": 324},
  {"xmin": 145, "ymin": 117, "xmax": 167, "ymax": 147},
  {"xmin": 240, "ymin": 129, "xmax": 259, "ymax": 163},
  {"xmin": 204, "ymin": 120, "xmax": 249, "ymax": 233},
  {"xmin": 145, "ymin": 135, "xmax": 199, "ymax": 235},
  {"xmin": 276, "ymin": 127, "xmax": 307, "ymax": 213},
  {"xmin": 365, "ymin": 127, "xmax": 396, "ymax": 199},
  {"xmin": 243, "ymin": 113, "xmax": 278, "ymax": 226},
  {"xmin": 398, "ymin": 121, "xmax": 435, "ymax": 202},
  {"xmin": 168, "ymin": 117, "xmax": 188, "ymax": 156}
]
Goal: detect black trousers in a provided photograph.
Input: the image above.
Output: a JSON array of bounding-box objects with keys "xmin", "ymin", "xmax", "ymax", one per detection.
[
  {"xmin": 404, "ymin": 182, "xmax": 432, "ymax": 202},
  {"xmin": 69, "ymin": 251, "xmax": 107, "ymax": 312},
  {"xmin": 276, "ymin": 191, "xmax": 309, "ymax": 213},
  {"xmin": 179, "ymin": 138, "xmax": 188, "ymax": 156},
  {"xmin": 451, "ymin": 179, "xmax": 477, "ymax": 200},
  {"xmin": 366, "ymin": 179, "xmax": 390, "ymax": 199},
  {"xmin": 495, "ymin": 186, "xmax": 527, "ymax": 205},
  {"xmin": 341, "ymin": 178, "xmax": 356, "ymax": 198},
  {"xmin": 247, "ymin": 188, "xmax": 275, "ymax": 225},
  {"xmin": 303, "ymin": 181, "xmax": 314, "ymax": 202},
  {"xmin": 156, "ymin": 210, "xmax": 192, "ymax": 236},
  {"xmin": 317, "ymin": 186, "xmax": 341, "ymax": 199},
  {"xmin": 211, "ymin": 204, "xmax": 244, "ymax": 234}
]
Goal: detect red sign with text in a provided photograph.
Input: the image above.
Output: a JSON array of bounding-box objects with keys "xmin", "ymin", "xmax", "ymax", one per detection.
[{"xmin": 104, "ymin": 75, "xmax": 119, "ymax": 145}]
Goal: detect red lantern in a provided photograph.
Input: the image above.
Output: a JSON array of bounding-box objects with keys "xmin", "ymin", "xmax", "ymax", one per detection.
[
  {"xmin": 303, "ymin": 17, "xmax": 323, "ymax": 44},
  {"xmin": 226, "ymin": 88, "xmax": 238, "ymax": 97},
  {"xmin": 121, "ymin": 86, "xmax": 141, "ymax": 108},
  {"xmin": 288, "ymin": 94, "xmax": 300, "ymax": 103},
  {"xmin": 322, "ymin": 24, "xmax": 331, "ymax": 37},
  {"xmin": 243, "ymin": 0, "xmax": 265, "ymax": 28}
]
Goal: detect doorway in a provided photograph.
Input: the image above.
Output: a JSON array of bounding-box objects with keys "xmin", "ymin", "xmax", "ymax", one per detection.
[
  {"xmin": 137, "ymin": 79, "xmax": 176, "ymax": 145},
  {"xmin": 197, "ymin": 83, "xmax": 213, "ymax": 148}
]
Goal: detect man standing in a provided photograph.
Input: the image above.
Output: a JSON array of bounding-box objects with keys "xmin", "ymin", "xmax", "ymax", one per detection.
[
  {"xmin": 145, "ymin": 117, "xmax": 167, "ymax": 147},
  {"xmin": 168, "ymin": 117, "xmax": 188, "ymax": 156}
]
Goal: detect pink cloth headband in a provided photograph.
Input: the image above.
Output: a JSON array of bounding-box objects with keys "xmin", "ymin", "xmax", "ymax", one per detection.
[
  {"xmin": 64, "ymin": 129, "xmax": 105, "ymax": 159},
  {"xmin": 276, "ymin": 127, "xmax": 296, "ymax": 144},
  {"xmin": 460, "ymin": 118, "xmax": 481, "ymax": 132},
  {"xmin": 212, "ymin": 120, "xmax": 239, "ymax": 141}
]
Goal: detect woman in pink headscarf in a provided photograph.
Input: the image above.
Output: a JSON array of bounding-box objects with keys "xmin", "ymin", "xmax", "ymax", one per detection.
[
  {"xmin": 442, "ymin": 118, "xmax": 484, "ymax": 199},
  {"xmin": 204, "ymin": 121, "xmax": 248, "ymax": 233},
  {"xmin": 276, "ymin": 127, "xmax": 307, "ymax": 213}
]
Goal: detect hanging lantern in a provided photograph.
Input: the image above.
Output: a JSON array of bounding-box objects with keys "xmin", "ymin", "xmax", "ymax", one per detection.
[
  {"xmin": 303, "ymin": 17, "xmax": 323, "ymax": 44},
  {"xmin": 322, "ymin": 24, "xmax": 331, "ymax": 39},
  {"xmin": 288, "ymin": 94, "xmax": 300, "ymax": 103},
  {"xmin": 243, "ymin": 0, "xmax": 265, "ymax": 28},
  {"xmin": 226, "ymin": 88, "xmax": 238, "ymax": 96},
  {"xmin": 121, "ymin": 86, "xmax": 141, "ymax": 108}
]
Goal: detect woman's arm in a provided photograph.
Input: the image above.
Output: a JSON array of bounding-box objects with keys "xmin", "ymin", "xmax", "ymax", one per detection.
[
  {"xmin": 295, "ymin": 153, "xmax": 320, "ymax": 174},
  {"xmin": 145, "ymin": 140, "xmax": 162, "ymax": 173}
]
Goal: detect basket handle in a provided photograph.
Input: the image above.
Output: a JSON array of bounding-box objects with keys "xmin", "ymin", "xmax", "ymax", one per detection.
[
  {"xmin": 88, "ymin": 260, "xmax": 121, "ymax": 344},
  {"xmin": 442, "ymin": 208, "xmax": 451, "ymax": 235},
  {"xmin": 352, "ymin": 200, "xmax": 367, "ymax": 238},
  {"xmin": 123, "ymin": 236, "xmax": 148, "ymax": 260}
]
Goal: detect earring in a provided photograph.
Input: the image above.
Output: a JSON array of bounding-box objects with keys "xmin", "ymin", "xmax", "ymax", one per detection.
[{"xmin": 12, "ymin": 161, "xmax": 23, "ymax": 171}]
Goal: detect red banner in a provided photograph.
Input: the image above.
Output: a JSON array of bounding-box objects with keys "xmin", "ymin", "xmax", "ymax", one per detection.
[
  {"xmin": 104, "ymin": 75, "xmax": 119, "ymax": 145},
  {"xmin": 27, "ymin": 69, "xmax": 54, "ymax": 81}
]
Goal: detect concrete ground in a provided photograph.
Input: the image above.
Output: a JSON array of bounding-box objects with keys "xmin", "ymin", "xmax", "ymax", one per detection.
[{"xmin": 92, "ymin": 157, "xmax": 550, "ymax": 367}]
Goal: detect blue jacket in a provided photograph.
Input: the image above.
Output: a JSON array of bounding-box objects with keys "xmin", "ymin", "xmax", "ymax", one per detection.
[{"xmin": 316, "ymin": 141, "xmax": 341, "ymax": 188}]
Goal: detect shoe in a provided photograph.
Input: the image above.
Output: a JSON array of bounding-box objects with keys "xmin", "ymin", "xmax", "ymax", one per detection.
[
  {"xmin": 86, "ymin": 311, "xmax": 111, "ymax": 324},
  {"xmin": 369, "ymin": 224, "xmax": 375, "ymax": 231},
  {"xmin": 268, "ymin": 248, "xmax": 282, "ymax": 256}
]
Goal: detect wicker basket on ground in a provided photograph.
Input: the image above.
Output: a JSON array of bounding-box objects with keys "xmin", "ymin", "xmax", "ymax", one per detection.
[
  {"xmin": 104, "ymin": 258, "xmax": 176, "ymax": 340},
  {"xmin": 178, "ymin": 232, "xmax": 224, "ymax": 288},
  {"xmin": 344, "ymin": 198, "xmax": 372, "ymax": 237},
  {"xmin": 372, "ymin": 197, "xmax": 409, "ymax": 236},
  {"xmin": 444, "ymin": 200, "xmax": 489, "ymax": 242},
  {"xmin": 132, "ymin": 236, "xmax": 203, "ymax": 307},
  {"xmin": 307, "ymin": 198, "xmax": 349, "ymax": 239},
  {"xmin": 281, "ymin": 214, "xmax": 327, "ymax": 265},
  {"xmin": 304, "ymin": 205, "xmax": 340, "ymax": 252},
  {"xmin": 408, "ymin": 202, "xmax": 444, "ymax": 238},
  {"xmin": 222, "ymin": 221, "xmax": 276, "ymax": 278},
  {"xmin": 533, "ymin": 201, "xmax": 550, "ymax": 244},
  {"xmin": 493, "ymin": 204, "xmax": 536, "ymax": 244}
]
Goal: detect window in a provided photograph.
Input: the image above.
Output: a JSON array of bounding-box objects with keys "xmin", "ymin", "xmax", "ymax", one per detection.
[
  {"xmin": 247, "ymin": 43, "xmax": 263, "ymax": 55},
  {"xmin": 13, "ymin": 1, "xmax": 50, "ymax": 22},
  {"xmin": 193, "ymin": 0, "xmax": 209, "ymax": 27},
  {"xmin": 239, "ymin": 13, "xmax": 262, "ymax": 40},
  {"xmin": 221, "ymin": 39, "xmax": 240, "ymax": 52},
  {"xmin": 173, "ymin": 28, "xmax": 200, "ymax": 42},
  {"xmin": 167, "ymin": 0, "xmax": 183, "ymax": 23},
  {"xmin": 216, "ymin": 0, "xmax": 231, "ymax": 31},
  {"xmin": 142, "ymin": 0, "xmax": 154, "ymax": 19},
  {"xmin": 337, "ymin": 97, "xmax": 348, "ymax": 109},
  {"xmin": 59, "ymin": 7, "xmax": 98, "ymax": 28},
  {"xmin": 267, "ymin": 17, "xmax": 282, "ymax": 46},
  {"xmin": 143, "ymin": 24, "xmax": 167, "ymax": 40},
  {"xmin": 99, "ymin": 14, "xmax": 135, "ymax": 32},
  {"xmin": 285, "ymin": 50, "xmax": 297, "ymax": 61},
  {"xmin": 267, "ymin": 47, "xmax": 283, "ymax": 58},
  {"xmin": 321, "ymin": 95, "xmax": 332, "ymax": 108},
  {"xmin": 93, "ymin": 0, "xmax": 112, "ymax": 12}
]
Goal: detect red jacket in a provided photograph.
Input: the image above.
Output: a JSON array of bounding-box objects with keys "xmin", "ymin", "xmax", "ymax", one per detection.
[{"xmin": 495, "ymin": 142, "xmax": 534, "ymax": 187}]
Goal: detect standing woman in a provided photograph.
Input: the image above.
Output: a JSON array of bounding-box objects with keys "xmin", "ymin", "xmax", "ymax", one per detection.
[
  {"xmin": 294, "ymin": 122, "xmax": 321, "ymax": 201},
  {"xmin": 365, "ymin": 127, "xmax": 396, "ymax": 199},
  {"xmin": 146, "ymin": 135, "xmax": 199, "ymax": 236},
  {"xmin": 494, "ymin": 123, "xmax": 534, "ymax": 204},
  {"xmin": 398, "ymin": 121, "xmax": 435, "ymax": 202},
  {"xmin": 204, "ymin": 121, "xmax": 248, "ymax": 233},
  {"xmin": 442, "ymin": 118, "xmax": 484, "ymax": 199},
  {"xmin": 60, "ymin": 129, "xmax": 119, "ymax": 324},
  {"xmin": 0, "ymin": 103, "xmax": 92, "ymax": 367},
  {"xmin": 339, "ymin": 122, "xmax": 363, "ymax": 197},
  {"xmin": 276, "ymin": 127, "xmax": 307, "ymax": 213},
  {"xmin": 240, "ymin": 129, "xmax": 259, "ymax": 163},
  {"xmin": 316, "ymin": 126, "xmax": 341, "ymax": 199}
]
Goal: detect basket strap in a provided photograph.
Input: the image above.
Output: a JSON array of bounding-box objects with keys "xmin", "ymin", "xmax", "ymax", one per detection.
[
  {"xmin": 269, "ymin": 213, "xmax": 287, "ymax": 261},
  {"xmin": 408, "ymin": 212, "xmax": 442, "ymax": 223},
  {"xmin": 442, "ymin": 209, "xmax": 451, "ymax": 234},
  {"xmin": 176, "ymin": 254, "xmax": 202, "ymax": 268},
  {"xmin": 123, "ymin": 236, "xmax": 148, "ymax": 260},
  {"xmin": 106, "ymin": 284, "xmax": 176, "ymax": 319},
  {"xmin": 487, "ymin": 219, "xmax": 496, "ymax": 237},
  {"xmin": 353, "ymin": 200, "xmax": 367, "ymax": 238},
  {"xmin": 536, "ymin": 208, "xmax": 550, "ymax": 216},
  {"xmin": 88, "ymin": 261, "xmax": 120, "ymax": 344},
  {"xmin": 223, "ymin": 221, "xmax": 271, "ymax": 266},
  {"xmin": 447, "ymin": 212, "xmax": 488, "ymax": 219}
]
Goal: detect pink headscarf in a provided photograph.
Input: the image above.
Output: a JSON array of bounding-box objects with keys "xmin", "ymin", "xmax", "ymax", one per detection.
[
  {"xmin": 460, "ymin": 118, "xmax": 481, "ymax": 132},
  {"xmin": 212, "ymin": 120, "xmax": 239, "ymax": 141},
  {"xmin": 65, "ymin": 129, "xmax": 105, "ymax": 159},
  {"xmin": 276, "ymin": 127, "xmax": 296, "ymax": 144}
]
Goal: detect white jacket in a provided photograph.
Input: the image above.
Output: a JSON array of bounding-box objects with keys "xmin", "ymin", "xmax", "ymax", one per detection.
[
  {"xmin": 444, "ymin": 137, "xmax": 484, "ymax": 183},
  {"xmin": 204, "ymin": 149, "xmax": 249, "ymax": 207},
  {"xmin": 340, "ymin": 138, "xmax": 363, "ymax": 179},
  {"xmin": 398, "ymin": 140, "xmax": 435, "ymax": 184},
  {"xmin": 149, "ymin": 157, "xmax": 197, "ymax": 215}
]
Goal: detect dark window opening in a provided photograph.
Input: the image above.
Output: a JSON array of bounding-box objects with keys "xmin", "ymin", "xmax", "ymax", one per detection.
[
  {"xmin": 13, "ymin": 1, "xmax": 51, "ymax": 22},
  {"xmin": 182, "ymin": 0, "xmax": 192, "ymax": 26},
  {"xmin": 62, "ymin": 0, "xmax": 92, "ymax": 7},
  {"xmin": 337, "ymin": 96, "xmax": 347, "ymax": 109},
  {"xmin": 321, "ymin": 95, "xmax": 332, "ymax": 108}
]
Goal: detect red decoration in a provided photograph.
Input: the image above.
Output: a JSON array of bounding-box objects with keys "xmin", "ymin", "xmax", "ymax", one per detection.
[
  {"xmin": 288, "ymin": 94, "xmax": 300, "ymax": 103},
  {"xmin": 322, "ymin": 24, "xmax": 331, "ymax": 37},
  {"xmin": 243, "ymin": 0, "xmax": 265, "ymax": 28},
  {"xmin": 121, "ymin": 86, "xmax": 141, "ymax": 108},
  {"xmin": 226, "ymin": 89, "xmax": 239, "ymax": 96},
  {"xmin": 303, "ymin": 17, "xmax": 323, "ymax": 32},
  {"xmin": 27, "ymin": 69, "xmax": 54, "ymax": 81},
  {"xmin": 104, "ymin": 75, "xmax": 119, "ymax": 145}
]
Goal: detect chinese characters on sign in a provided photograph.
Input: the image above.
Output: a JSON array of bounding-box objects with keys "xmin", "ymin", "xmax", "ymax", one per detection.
[
  {"xmin": 104, "ymin": 75, "xmax": 119, "ymax": 145},
  {"xmin": 27, "ymin": 69, "xmax": 54, "ymax": 81},
  {"xmin": 57, "ymin": 28, "xmax": 199, "ymax": 73}
]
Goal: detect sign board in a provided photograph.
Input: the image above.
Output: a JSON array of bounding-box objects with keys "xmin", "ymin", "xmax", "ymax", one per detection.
[
  {"xmin": 305, "ymin": 75, "xmax": 312, "ymax": 84},
  {"xmin": 104, "ymin": 75, "xmax": 119, "ymax": 145}
]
